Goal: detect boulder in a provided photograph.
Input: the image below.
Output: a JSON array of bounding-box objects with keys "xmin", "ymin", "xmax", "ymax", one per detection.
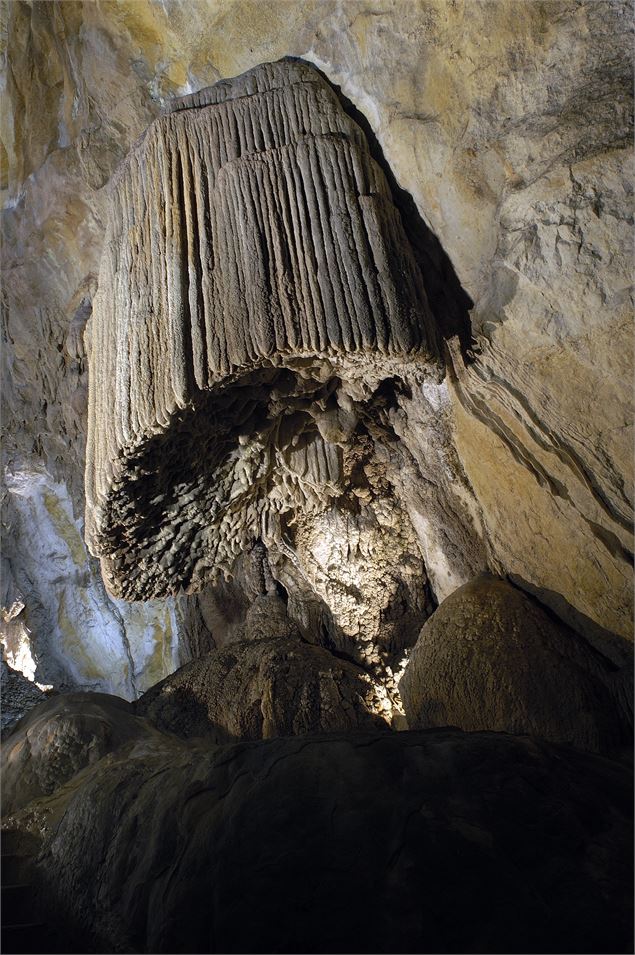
[{"xmin": 399, "ymin": 575, "xmax": 632, "ymax": 754}]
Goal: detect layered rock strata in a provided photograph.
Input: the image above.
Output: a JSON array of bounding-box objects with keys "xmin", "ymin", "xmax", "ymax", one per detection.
[{"xmin": 85, "ymin": 59, "xmax": 441, "ymax": 603}]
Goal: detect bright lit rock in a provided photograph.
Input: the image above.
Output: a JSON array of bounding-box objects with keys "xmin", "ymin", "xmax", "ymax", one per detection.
[{"xmin": 1, "ymin": 467, "xmax": 180, "ymax": 697}]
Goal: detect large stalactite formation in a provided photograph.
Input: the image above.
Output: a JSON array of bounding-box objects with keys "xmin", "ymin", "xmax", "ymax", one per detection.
[
  {"xmin": 85, "ymin": 59, "xmax": 460, "ymax": 686},
  {"xmin": 86, "ymin": 62, "xmax": 441, "ymax": 598}
]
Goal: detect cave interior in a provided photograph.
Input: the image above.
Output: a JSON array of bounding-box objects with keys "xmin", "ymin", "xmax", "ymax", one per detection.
[{"xmin": 1, "ymin": 12, "xmax": 633, "ymax": 955}]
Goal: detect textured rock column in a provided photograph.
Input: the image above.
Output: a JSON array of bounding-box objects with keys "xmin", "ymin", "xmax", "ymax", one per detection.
[{"xmin": 85, "ymin": 60, "xmax": 440, "ymax": 600}]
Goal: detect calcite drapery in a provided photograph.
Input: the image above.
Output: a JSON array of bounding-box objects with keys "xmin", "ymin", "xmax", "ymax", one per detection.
[{"xmin": 85, "ymin": 60, "xmax": 440, "ymax": 600}]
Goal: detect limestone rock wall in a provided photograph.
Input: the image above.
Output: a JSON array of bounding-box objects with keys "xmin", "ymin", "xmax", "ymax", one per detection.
[
  {"xmin": 1, "ymin": 467, "xmax": 181, "ymax": 698},
  {"xmin": 2, "ymin": 0, "xmax": 633, "ymax": 696}
]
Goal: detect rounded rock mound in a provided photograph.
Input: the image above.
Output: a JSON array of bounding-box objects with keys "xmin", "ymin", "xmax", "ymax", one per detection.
[
  {"xmin": 136, "ymin": 636, "xmax": 391, "ymax": 740},
  {"xmin": 399, "ymin": 574, "xmax": 632, "ymax": 754},
  {"xmin": 1, "ymin": 692, "xmax": 159, "ymax": 816}
]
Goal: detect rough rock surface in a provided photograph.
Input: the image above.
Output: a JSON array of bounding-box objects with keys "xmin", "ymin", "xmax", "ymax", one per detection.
[
  {"xmin": 399, "ymin": 575, "xmax": 633, "ymax": 755},
  {"xmin": 85, "ymin": 59, "xmax": 440, "ymax": 603},
  {"xmin": 136, "ymin": 636, "xmax": 391, "ymax": 740},
  {"xmin": 1, "ymin": 692, "xmax": 158, "ymax": 816},
  {"xmin": 5, "ymin": 726, "xmax": 631, "ymax": 955},
  {"xmin": 2, "ymin": 1, "xmax": 633, "ymax": 690},
  {"xmin": 82, "ymin": 59, "xmax": 453, "ymax": 697}
]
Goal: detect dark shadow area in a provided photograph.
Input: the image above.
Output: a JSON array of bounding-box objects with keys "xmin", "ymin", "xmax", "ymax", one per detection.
[
  {"xmin": 283, "ymin": 56, "xmax": 476, "ymax": 360},
  {"xmin": 1, "ymin": 826, "xmax": 100, "ymax": 954},
  {"xmin": 135, "ymin": 676, "xmax": 235, "ymax": 743},
  {"xmin": 506, "ymin": 577, "xmax": 633, "ymax": 761},
  {"xmin": 507, "ymin": 574, "xmax": 635, "ymax": 670},
  {"xmin": 4, "ymin": 729, "xmax": 633, "ymax": 954}
]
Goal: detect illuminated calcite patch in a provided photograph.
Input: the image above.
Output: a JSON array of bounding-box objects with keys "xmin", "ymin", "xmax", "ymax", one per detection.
[{"xmin": 1, "ymin": 467, "xmax": 180, "ymax": 697}]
